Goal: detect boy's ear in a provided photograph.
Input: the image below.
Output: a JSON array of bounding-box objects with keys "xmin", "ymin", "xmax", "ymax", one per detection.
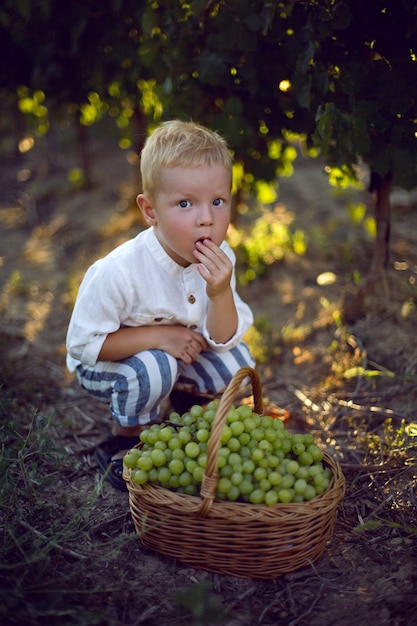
[{"xmin": 136, "ymin": 194, "xmax": 157, "ymax": 225}]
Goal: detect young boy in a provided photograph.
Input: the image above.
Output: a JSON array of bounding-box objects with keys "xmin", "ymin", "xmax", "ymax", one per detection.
[{"xmin": 66, "ymin": 120, "xmax": 255, "ymax": 490}]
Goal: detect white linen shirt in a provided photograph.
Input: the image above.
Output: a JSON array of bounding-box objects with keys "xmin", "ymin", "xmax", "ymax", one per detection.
[{"xmin": 66, "ymin": 227, "xmax": 253, "ymax": 372}]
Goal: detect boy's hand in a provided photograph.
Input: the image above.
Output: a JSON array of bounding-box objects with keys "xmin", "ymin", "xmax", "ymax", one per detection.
[
  {"xmin": 193, "ymin": 239, "xmax": 233, "ymax": 298},
  {"xmin": 158, "ymin": 325, "xmax": 207, "ymax": 364}
]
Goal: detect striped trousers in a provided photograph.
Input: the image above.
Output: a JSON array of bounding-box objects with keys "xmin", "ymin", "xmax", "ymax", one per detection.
[{"xmin": 75, "ymin": 342, "xmax": 255, "ymax": 427}]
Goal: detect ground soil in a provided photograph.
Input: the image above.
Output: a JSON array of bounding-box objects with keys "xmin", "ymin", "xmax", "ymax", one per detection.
[{"xmin": 1, "ymin": 123, "xmax": 416, "ymax": 625}]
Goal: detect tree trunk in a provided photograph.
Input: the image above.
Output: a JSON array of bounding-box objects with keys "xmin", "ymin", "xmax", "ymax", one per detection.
[{"xmin": 366, "ymin": 172, "xmax": 392, "ymax": 288}]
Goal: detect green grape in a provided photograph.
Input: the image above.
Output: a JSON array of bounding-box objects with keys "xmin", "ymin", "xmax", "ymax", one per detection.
[
  {"xmin": 268, "ymin": 471, "xmax": 282, "ymax": 486},
  {"xmin": 203, "ymin": 409, "xmax": 217, "ymax": 422},
  {"xmin": 159, "ymin": 426, "xmax": 173, "ymax": 442},
  {"xmin": 154, "ymin": 440, "xmax": 167, "ymax": 451},
  {"xmin": 303, "ymin": 433, "xmax": 315, "ymax": 446},
  {"xmin": 309, "ymin": 463, "xmax": 323, "ymax": 477},
  {"xmin": 198, "ymin": 453, "xmax": 207, "ymax": 468},
  {"xmin": 239, "ymin": 432, "xmax": 251, "ymax": 445},
  {"xmin": 294, "ymin": 478, "xmax": 308, "ymax": 495},
  {"xmin": 185, "ymin": 458, "xmax": 198, "ymax": 473},
  {"xmin": 123, "ymin": 449, "xmax": 140, "ymax": 469},
  {"xmin": 169, "ymin": 459, "xmax": 185, "ymax": 475},
  {"xmin": 157, "ymin": 467, "xmax": 171, "ymax": 483},
  {"xmin": 313, "ymin": 472, "xmax": 326, "ymax": 488},
  {"xmin": 264, "ymin": 427, "xmax": 277, "ymax": 443},
  {"xmin": 296, "ymin": 466, "xmax": 310, "ymax": 479},
  {"xmin": 150, "ymin": 449, "xmax": 166, "ymax": 467},
  {"xmin": 258, "ymin": 439, "xmax": 273, "ymax": 453},
  {"xmin": 148, "ymin": 468, "xmax": 159, "ymax": 482},
  {"xmin": 304, "ymin": 484, "xmax": 317, "ymax": 500},
  {"xmin": 230, "ymin": 421, "xmax": 244, "ymax": 436},
  {"xmin": 217, "ymin": 477, "xmax": 232, "ymax": 494},
  {"xmin": 292, "ymin": 433, "xmax": 304, "ymax": 444},
  {"xmin": 265, "ymin": 490, "xmax": 279, "ymax": 506},
  {"xmin": 307, "ymin": 444, "xmax": 324, "ymax": 462},
  {"xmin": 242, "ymin": 459, "xmax": 255, "ymax": 474},
  {"xmin": 169, "ymin": 474, "xmax": 180, "ymax": 489},
  {"xmin": 168, "ymin": 411, "xmax": 182, "ymax": 424},
  {"xmin": 147, "ymin": 430, "xmax": 160, "ymax": 445},
  {"xmin": 220, "ymin": 464, "xmax": 233, "ymax": 478},
  {"xmin": 193, "ymin": 466, "xmax": 204, "ymax": 483},
  {"xmin": 196, "ymin": 428, "xmax": 209, "ymax": 443},
  {"xmin": 237, "ymin": 404, "xmax": 253, "ymax": 419},
  {"xmin": 228, "ymin": 452, "xmax": 242, "ymax": 467},
  {"xmin": 217, "ymin": 455, "xmax": 227, "ymax": 469},
  {"xmin": 227, "ymin": 485, "xmax": 240, "ymax": 501},
  {"xmin": 168, "ymin": 436, "xmax": 182, "ymax": 451},
  {"xmin": 185, "ymin": 441, "xmax": 200, "ymax": 459},
  {"xmin": 298, "ymin": 451, "xmax": 314, "ymax": 466},
  {"xmin": 259, "ymin": 478, "xmax": 271, "ymax": 492},
  {"xmin": 243, "ymin": 416, "xmax": 257, "ymax": 433},
  {"xmin": 220, "ymin": 425, "xmax": 232, "ymax": 444},
  {"xmin": 280, "ymin": 474, "xmax": 295, "ymax": 489},
  {"xmin": 251, "ymin": 427, "xmax": 264, "ymax": 442},
  {"xmin": 267, "ymin": 454, "xmax": 280, "ymax": 468},
  {"xmin": 227, "ymin": 436, "xmax": 241, "ymax": 452},
  {"xmin": 254, "ymin": 466, "xmax": 267, "ymax": 481},
  {"xmin": 139, "ymin": 429, "xmax": 150, "ymax": 443},
  {"xmin": 278, "ymin": 488, "xmax": 295, "ymax": 503},
  {"xmin": 292, "ymin": 441, "xmax": 305, "ymax": 456},
  {"xmin": 252, "ymin": 448, "xmax": 264, "ymax": 463},
  {"xmin": 183, "ymin": 483, "xmax": 197, "ymax": 496},
  {"xmin": 260, "ymin": 415, "xmax": 273, "ymax": 429},
  {"xmin": 182, "ymin": 413, "xmax": 195, "ymax": 426},
  {"xmin": 239, "ymin": 478, "xmax": 254, "ymax": 495},
  {"xmin": 172, "ymin": 448, "xmax": 185, "ymax": 460},
  {"xmin": 240, "ymin": 446, "xmax": 251, "ymax": 459},
  {"xmin": 286, "ymin": 460, "xmax": 300, "ymax": 475},
  {"xmin": 249, "ymin": 489, "xmax": 265, "ymax": 504},
  {"xmin": 272, "ymin": 418, "xmax": 285, "ymax": 431},
  {"xmin": 230, "ymin": 471, "xmax": 244, "ymax": 486},
  {"xmin": 137, "ymin": 454, "xmax": 153, "ymax": 472},
  {"xmin": 323, "ymin": 467, "xmax": 331, "ymax": 479},
  {"xmin": 178, "ymin": 428, "xmax": 192, "ymax": 444},
  {"xmin": 190, "ymin": 404, "xmax": 204, "ymax": 418},
  {"xmin": 179, "ymin": 471, "xmax": 193, "ymax": 487},
  {"xmin": 226, "ymin": 408, "xmax": 240, "ymax": 422},
  {"xmin": 132, "ymin": 469, "xmax": 148, "ymax": 485}
]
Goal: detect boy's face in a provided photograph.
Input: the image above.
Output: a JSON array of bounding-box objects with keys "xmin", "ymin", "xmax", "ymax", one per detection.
[{"xmin": 137, "ymin": 164, "xmax": 232, "ymax": 267}]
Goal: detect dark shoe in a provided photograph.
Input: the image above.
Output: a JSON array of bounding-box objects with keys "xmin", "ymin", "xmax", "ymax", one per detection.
[{"xmin": 94, "ymin": 434, "xmax": 140, "ymax": 491}]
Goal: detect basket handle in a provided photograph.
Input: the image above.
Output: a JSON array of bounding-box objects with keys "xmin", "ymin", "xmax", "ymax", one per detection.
[{"xmin": 197, "ymin": 367, "xmax": 263, "ymax": 517}]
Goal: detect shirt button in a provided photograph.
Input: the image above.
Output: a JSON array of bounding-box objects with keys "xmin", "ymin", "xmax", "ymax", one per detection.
[
  {"xmin": 188, "ymin": 294, "xmax": 196, "ymax": 304},
  {"xmin": 190, "ymin": 324, "xmax": 197, "ymax": 329},
  {"xmin": 154, "ymin": 317, "xmax": 163, "ymax": 322}
]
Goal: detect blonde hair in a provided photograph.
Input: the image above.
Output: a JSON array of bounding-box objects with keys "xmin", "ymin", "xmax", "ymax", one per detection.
[{"xmin": 140, "ymin": 120, "xmax": 233, "ymax": 195}]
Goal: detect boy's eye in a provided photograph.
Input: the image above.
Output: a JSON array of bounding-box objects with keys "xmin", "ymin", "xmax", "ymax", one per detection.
[
  {"xmin": 178, "ymin": 200, "xmax": 191, "ymax": 208},
  {"xmin": 213, "ymin": 198, "xmax": 223, "ymax": 207}
]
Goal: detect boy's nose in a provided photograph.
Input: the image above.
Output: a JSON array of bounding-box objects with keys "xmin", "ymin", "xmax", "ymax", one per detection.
[{"xmin": 198, "ymin": 205, "xmax": 213, "ymax": 225}]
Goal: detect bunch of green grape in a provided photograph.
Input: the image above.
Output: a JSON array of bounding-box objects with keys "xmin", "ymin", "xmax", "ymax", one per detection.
[{"xmin": 124, "ymin": 401, "xmax": 332, "ymax": 505}]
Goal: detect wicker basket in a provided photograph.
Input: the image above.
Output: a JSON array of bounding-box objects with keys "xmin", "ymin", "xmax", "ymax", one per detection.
[{"xmin": 123, "ymin": 367, "xmax": 345, "ymax": 579}]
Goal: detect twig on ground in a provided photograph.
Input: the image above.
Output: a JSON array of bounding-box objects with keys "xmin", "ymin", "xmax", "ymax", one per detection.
[
  {"xmin": 287, "ymin": 581, "xmax": 325, "ymax": 626},
  {"xmin": 19, "ymin": 520, "xmax": 88, "ymax": 560}
]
